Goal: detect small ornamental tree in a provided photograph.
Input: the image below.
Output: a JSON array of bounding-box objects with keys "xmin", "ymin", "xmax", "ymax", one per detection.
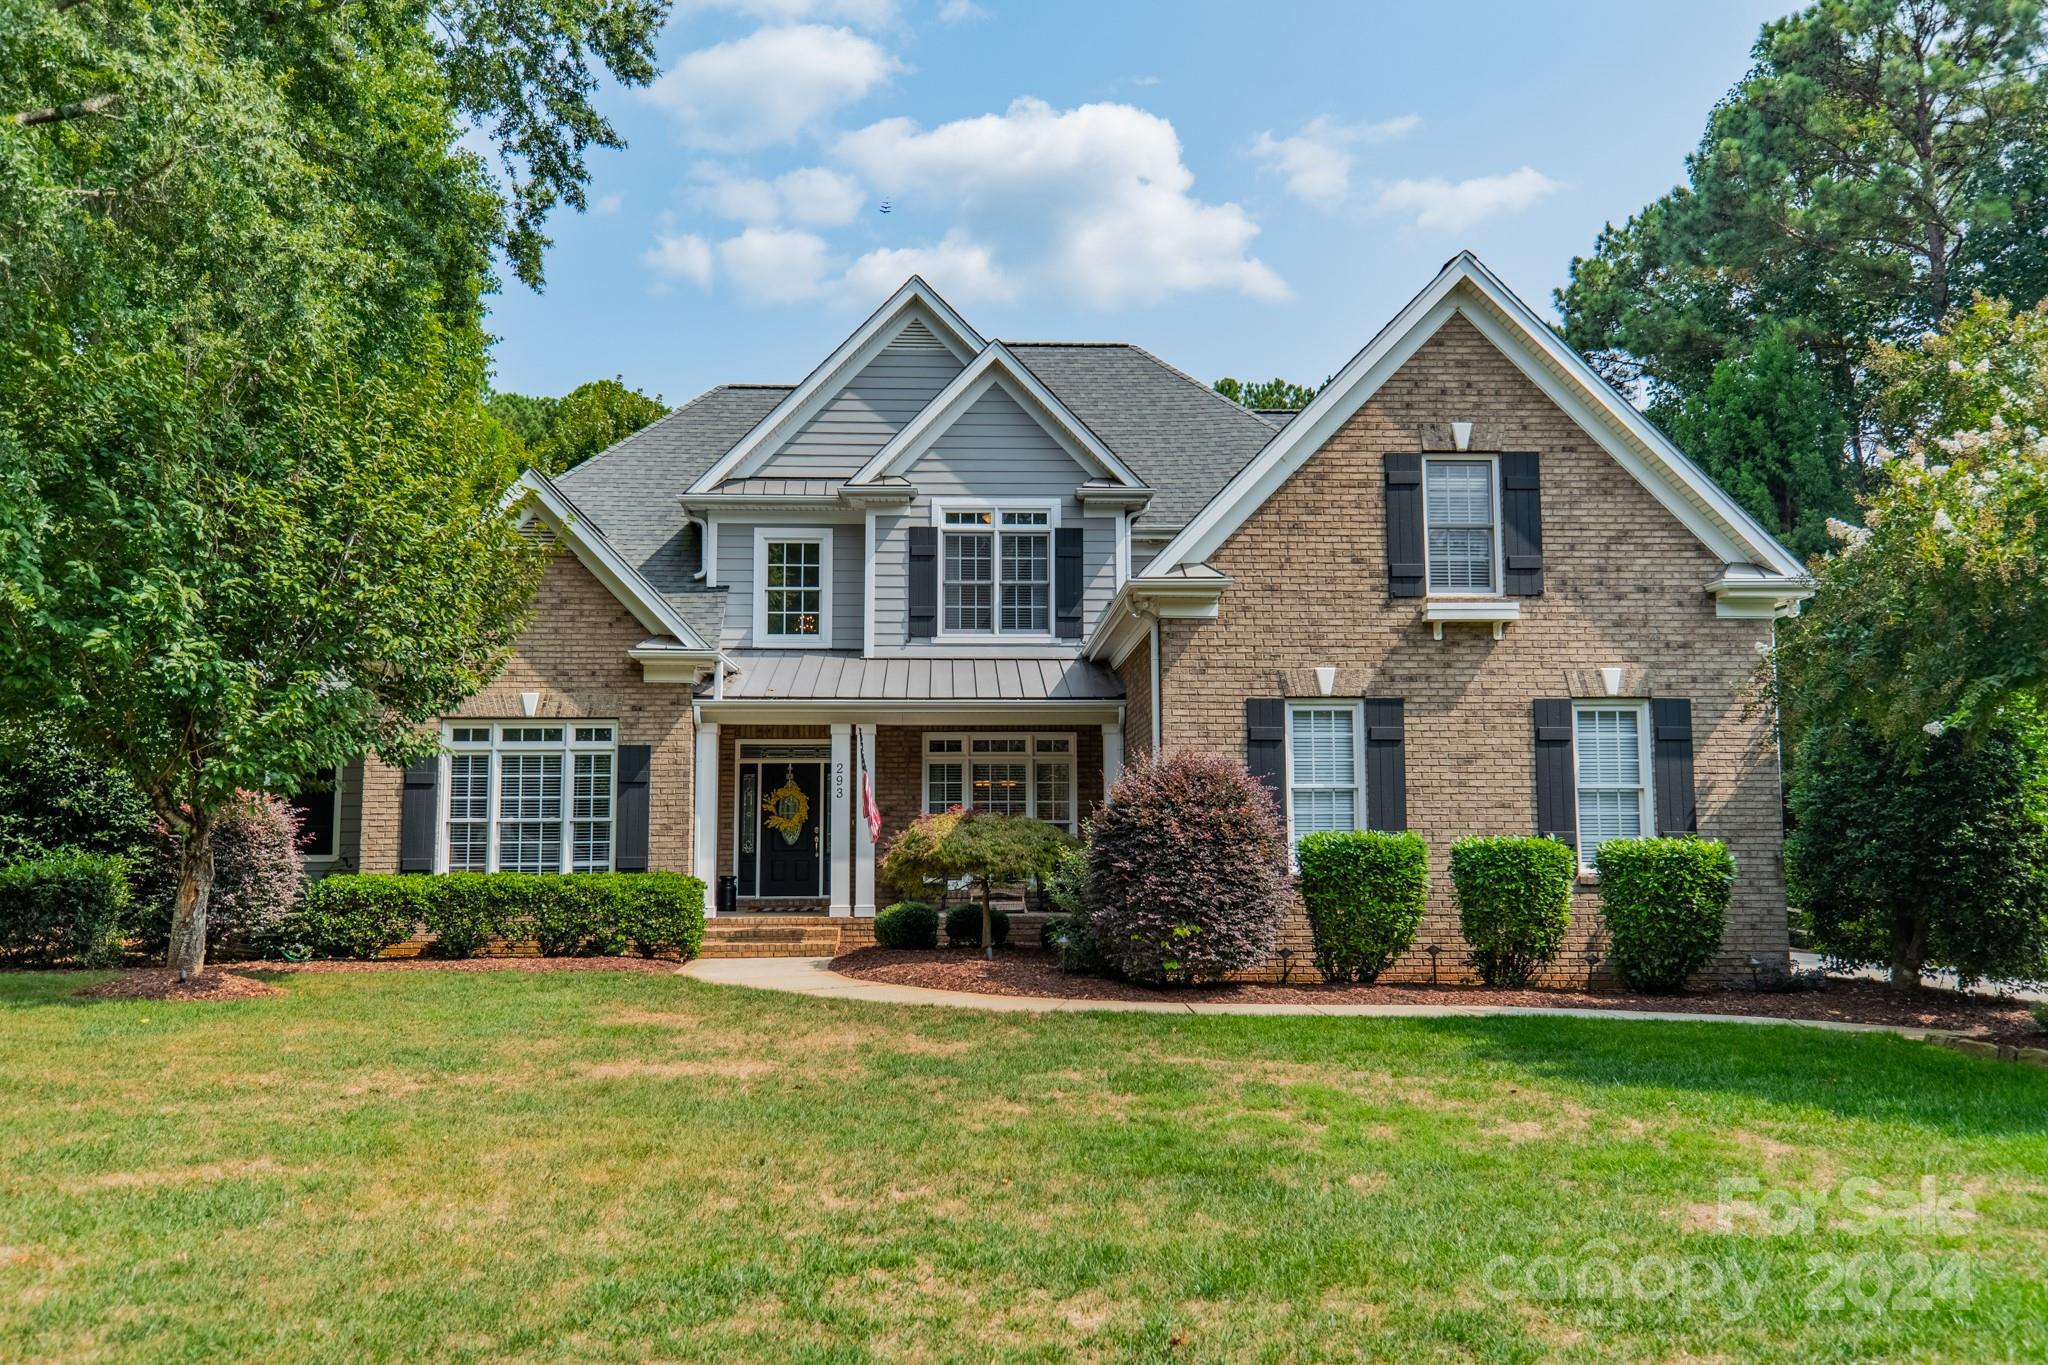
[
  {"xmin": 938, "ymin": 811, "xmax": 1071, "ymax": 958},
  {"xmin": 1086, "ymin": 751, "xmax": 1289, "ymax": 984},
  {"xmin": 879, "ymin": 809, "xmax": 964, "ymax": 906}
]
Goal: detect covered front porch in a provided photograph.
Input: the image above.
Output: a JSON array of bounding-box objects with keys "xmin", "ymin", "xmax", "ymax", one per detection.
[{"xmin": 692, "ymin": 703, "xmax": 1123, "ymax": 919}]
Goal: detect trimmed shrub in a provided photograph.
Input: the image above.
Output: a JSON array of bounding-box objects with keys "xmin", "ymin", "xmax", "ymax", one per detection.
[
  {"xmin": 135, "ymin": 792, "xmax": 307, "ymax": 958},
  {"xmin": 1450, "ymin": 837, "xmax": 1575, "ymax": 986},
  {"xmin": 945, "ymin": 902, "xmax": 1009, "ymax": 947},
  {"xmin": 0, "ymin": 724, "xmax": 153, "ymax": 864},
  {"xmin": 0, "ymin": 852, "xmax": 133, "ymax": 967},
  {"xmin": 1595, "ymin": 837, "xmax": 1736, "ymax": 993},
  {"xmin": 1295, "ymin": 830, "xmax": 1430, "ymax": 983},
  {"xmin": 294, "ymin": 872, "xmax": 706, "ymax": 961},
  {"xmin": 1087, "ymin": 751, "xmax": 1289, "ymax": 984},
  {"xmin": 874, "ymin": 900, "xmax": 939, "ymax": 949}
]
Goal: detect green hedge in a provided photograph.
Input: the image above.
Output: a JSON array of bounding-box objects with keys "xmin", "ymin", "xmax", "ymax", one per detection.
[
  {"xmin": 874, "ymin": 900, "xmax": 938, "ymax": 949},
  {"xmin": 1595, "ymin": 837, "xmax": 1735, "ymax": 993},
  {"xmin": 1296, "ymin": 831, "xmax": 1429, "ymax": 983},
  {"xmin": 945, "ymin": 902, "xmax": 1009, "ymax": 947},
  {"xmin": 1450, "ymin": 837, "xmax": 1575, "ymax": 986},
  {"xmin": 0, "ymin": 852, "xmax": 133, "ymax": 968},
  {"xmin": 292, "ymin": 872, "xmax": 705, "ymax": 961}
]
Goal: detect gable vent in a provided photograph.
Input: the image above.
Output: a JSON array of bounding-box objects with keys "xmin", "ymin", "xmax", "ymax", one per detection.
[
  {"xmin": 893, "ymin": 317, "xmax": 947, "ymax": 351},
  {"xmin": 520, "ymin": 519, "xmax": 556, "ymax": 546}
]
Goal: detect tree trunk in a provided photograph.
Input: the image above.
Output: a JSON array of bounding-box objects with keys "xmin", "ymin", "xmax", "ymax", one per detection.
[
  {"xmin": 166, "ymin": 819, "xmax": 215, "ymax": 982},
  {"xmin": 1889, "ymin": 911, "xmax": 1929, "ymax": 991},
  {"xmin": 980, "ymin": 882, "xmax": 994, "ymax": 961}
]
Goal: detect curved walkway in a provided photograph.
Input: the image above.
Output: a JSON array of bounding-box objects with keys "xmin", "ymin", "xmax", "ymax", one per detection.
[{"xmin": 681, "ymin": 956, "xmax": 1951, "ymax": 1035}]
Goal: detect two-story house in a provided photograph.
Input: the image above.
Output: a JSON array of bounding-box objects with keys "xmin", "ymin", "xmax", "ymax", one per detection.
[{"xmin": 334, "ymin": 252, "xmax": 1812, "ymax": 977}]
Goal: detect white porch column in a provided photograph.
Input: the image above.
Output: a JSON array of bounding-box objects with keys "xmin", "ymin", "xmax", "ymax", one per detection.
[
  {"xmin": 828, "ymin": 723, "xmax": 853, "ymax": 917},
  {"xmin": 693, "ymin": 721, "xmax": 720, "ymax": 915},
  {"xmin": 1102, "ymin": 721, "xmax": 1124, "ymax": 800},
  {"xmin": 854, "ymin": 723, "xmax": 878, "ymax": 917}
]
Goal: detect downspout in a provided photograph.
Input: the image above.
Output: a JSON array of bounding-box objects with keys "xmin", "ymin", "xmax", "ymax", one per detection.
[
  {"xmin": 685, "ymin": 512, "xmax": 708, "ymax": 581},
  {"xmin": 1149, "ymin": 614, "xmax": 1162, "ymax": 757}
]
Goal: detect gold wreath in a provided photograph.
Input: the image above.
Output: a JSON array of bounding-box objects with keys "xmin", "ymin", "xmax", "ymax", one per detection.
[{"xmin": 762, "ymin": 769, "xmax": 810, "ymax": 842}]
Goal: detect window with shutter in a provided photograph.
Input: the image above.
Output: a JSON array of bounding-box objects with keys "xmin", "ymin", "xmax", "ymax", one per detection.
[
  {"xmin": 1572, "ymin": 703, "xmax": 1653, "ymax": 873},
  {"xmin": 1285, "ymin": 701, "xmax": 1364, "ymax": 841}
]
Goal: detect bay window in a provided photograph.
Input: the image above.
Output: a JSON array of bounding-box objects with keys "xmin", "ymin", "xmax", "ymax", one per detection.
[
  {"xmin": 938, "ymin": 503, "xmax": 1054, "ymax": 636},
  {"xmin": 443, "ymin": 723, "xmax": 617, "ymax": 873}
]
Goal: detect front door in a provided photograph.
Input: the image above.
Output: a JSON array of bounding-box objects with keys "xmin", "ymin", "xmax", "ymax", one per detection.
[{"xmin": 757, "ymin": 762, "xmax": 824, "ymax": 897}]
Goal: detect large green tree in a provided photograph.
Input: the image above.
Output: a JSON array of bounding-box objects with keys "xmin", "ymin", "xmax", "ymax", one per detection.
[
  {"xmin": 0, "ymin": 0, "xmax": 667, "ymax": 977},
  {"xmin": 488, "ymin": 376, "xmax": 667, "ymax": 473},
  {"xmin": 1213, "ymin": 376, "xmax": 1324, "ymax": 411},
  {"xmin": 1559, "ymin": 0, "xmax": 2048, "ymax": 548}
]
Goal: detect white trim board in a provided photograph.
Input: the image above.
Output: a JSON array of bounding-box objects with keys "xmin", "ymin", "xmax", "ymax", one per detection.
[
  {"xmin": 688, "ymin": 277, "xmax": 985, "ymax": 492},
  {"xmin": 1148, "ymin": 252, "xmax": 1809, "ymax": 588}
]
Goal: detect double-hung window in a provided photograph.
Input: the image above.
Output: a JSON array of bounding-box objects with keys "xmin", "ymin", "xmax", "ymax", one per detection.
[
  {"xmin": 444, "ymin": 723, "xmax": 617, "ymax": 874},
  {"xmin": 755, "ymin": 528, "xmax": 832, "ymax": 645},
  {"xmin": 1285, "ymin": 702, "xmax": 1363, "ymax": 842},
  {"xmin": 1423, "ymin": 458, "xmax": 1498, "ymax": 594},
  {"xmin": 924, "ymin": 733, "xmax": 1075, "ymax": 830},
  {"xmin": 1573, "ymin": 704, "xmax": 1651, "ymax": 872},
  {"xmin": 939, "ymin": 504, "xmax": 1053, "ymax": 636},
  {"xmin": 288, "ymin": 766, "xmax": 342, "ymax": 862}
]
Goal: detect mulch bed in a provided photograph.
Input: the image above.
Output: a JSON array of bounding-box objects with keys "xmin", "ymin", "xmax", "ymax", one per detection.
[
  {"xmin": 73, "ymin": 969, "xmax": 285, "ymax": 1002},
  {"xmin": 832, "ymin": 946, "xmax": 2048, "ymax": 1046}
]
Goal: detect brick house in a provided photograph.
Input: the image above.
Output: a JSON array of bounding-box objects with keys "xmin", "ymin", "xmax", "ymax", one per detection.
[{"xmin": 323, "ymin": 253, "xmax": 1811, "ymax": 976}]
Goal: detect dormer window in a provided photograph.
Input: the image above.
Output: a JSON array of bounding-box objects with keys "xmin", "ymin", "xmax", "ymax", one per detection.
[
  {"xmin": 754, "ymin": 528, "xmax": 833, "ymax": 647},
  {"xmin": 938, "ymin": 502, "xmax": 1054, "ymax": 637},
  {"xmin": 1423, "ymin": 458, "xmax": 1499, "ymax": 595}
]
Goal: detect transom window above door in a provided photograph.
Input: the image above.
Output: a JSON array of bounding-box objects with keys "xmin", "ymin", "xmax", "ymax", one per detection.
[
  {"xmin": 937, "ymin": 503, "xmax": 1054, "ymax": 637},
  {"xmin": 753, "ymin": 528, "xmax": 833, "ymax": 646},
  {"xmin": 1424, "ymin": 458, "xmax": 1498, "ymax": 594}
]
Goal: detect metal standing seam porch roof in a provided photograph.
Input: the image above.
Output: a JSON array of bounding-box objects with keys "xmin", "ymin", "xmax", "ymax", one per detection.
[{"xmin": 716, "ymin": 651, "xmax": 1123, "ymax": 702}]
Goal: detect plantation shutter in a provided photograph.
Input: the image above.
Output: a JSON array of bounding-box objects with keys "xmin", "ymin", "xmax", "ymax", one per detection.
[
  {"xmin": 1532, "ymin": 699, "xmax": 1576, "ymax": 849},
  {"xmin": 1054, "ymin": 526, "xmax": 1084, "ymax": 639},
  {"xmin": 1501, "ymin": 451, "xmax": 1545, "ymax": 596},
  {"xmin": 1363, "ymin": 698, "xmax": 1406, "ymax": 832},
  {"xmin": 398, "ymin": 760, "xmax": 438, "ymax": 873},
  {"xmin": 1384, "ymin": 453, "xmax": 1425, "ymax": 598},
  {"xmin": 615, "ymin": 744, "xmax": 652, "ymax": 872},
  {"xmin": 1244, "ymin": 699, "xmax": 1286, "ymax": 802},
  {"xmin": 1651, "ymin": 698, "xmax": 1697, "ymax": 836},
  {"xmin": 907, "ymin": 525, "xmax": 938, "ymax": 640}
]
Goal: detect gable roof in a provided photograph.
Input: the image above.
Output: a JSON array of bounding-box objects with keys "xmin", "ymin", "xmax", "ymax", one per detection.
[
  {"xmin": 846, "ymin": 340, "xmax": 1148, "ymax": 490},
  {"xmin": 1150, "ymin": 251, "xmax": 1809, "ymax": 582},
  {"xmin": 507, "ymin": 469, "xmax": 717, "ymax": 655},
  {"xmin": 687, "ymin": 276, "xmax": 983, "ymax": 492}
]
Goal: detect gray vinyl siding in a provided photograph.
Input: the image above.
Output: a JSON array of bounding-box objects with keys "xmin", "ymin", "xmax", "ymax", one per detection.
[
  {"xmin": 869, "ymin": 380, "xmax": 1117, "ymax": 648},
  {"xmin": 716, "ymin": 520, "xmax": 863, "ymax": 650},
  {"xmin": 754, "ymin": 317, "xmax": 964, "ymax": 481},
  {"xmin": 1131, "ymin": 539, "xmax": 1169, "ymax": 575}
]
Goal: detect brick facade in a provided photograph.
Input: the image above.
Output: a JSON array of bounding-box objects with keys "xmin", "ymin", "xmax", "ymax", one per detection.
[{"xmin": 1152, "ymin": 313, "xmax": 1789, "ymax": 984}]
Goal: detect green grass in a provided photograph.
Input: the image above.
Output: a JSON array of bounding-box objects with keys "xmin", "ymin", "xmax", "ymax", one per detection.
[{"xmin": 0, "ymin": 970, "xmax": 2043, "ymax": 1363}]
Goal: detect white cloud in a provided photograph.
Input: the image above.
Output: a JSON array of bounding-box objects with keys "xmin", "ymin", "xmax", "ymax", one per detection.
[
  {"xmin": 834, "ymin": 97, "xmax": 1286, "ymax": 305},
  {"xmin": 1130, "ymin": 74, "xmax": 1161, "ymax": 87},
  {"xmin": 936, "ymin": 0, "xmax": 986, "ymax": 20},
  {"xmin": 1250, "ymin": 114, "xmax": 1419, "ymax": 208},
  {"xmin": 646, "ymin": 25, "xmax": 901, "ymax": 150},
  {"xmin": 643, "ymin": 232, "xmax": 715, "ymax": 285},
  {"xmin": 693, "ymin": 164, "xmax": 866, "ymax": 226},
  {"xmin": 840, "ymin": 232, "xmax": 1012, "ymax": 303},
  {"xmin": 719, "ymin": 226, "xmax": 834, "ymax": 302},
  {"xmin": 1374, "ymin": 166, "xmax": 1560, "ymax": 232},
  {"xmin": 678, "ymin": 0, "xmax": 898, "ymax": 24}
]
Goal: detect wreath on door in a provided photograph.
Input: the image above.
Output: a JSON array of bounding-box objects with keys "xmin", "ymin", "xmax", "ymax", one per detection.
[{"xmin": 762, "ymin": 767, "xmax": 810, "ymax": 844}]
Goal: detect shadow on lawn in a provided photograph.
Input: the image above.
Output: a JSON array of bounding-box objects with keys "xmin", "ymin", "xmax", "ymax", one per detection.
[{"xmin": 1407, "ymin": 1013, "xmax": 2048, "ymax": 1139}]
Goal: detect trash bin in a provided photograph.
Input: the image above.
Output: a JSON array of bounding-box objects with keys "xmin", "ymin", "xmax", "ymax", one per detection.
[{"xmin": 717, "ymin": 875, "xmax": 738, "ymax": 916}]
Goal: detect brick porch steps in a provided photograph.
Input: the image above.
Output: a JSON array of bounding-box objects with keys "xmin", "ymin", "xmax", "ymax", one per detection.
[{"xmin": 699, "ymin": 916, "xmax": 842, "ymax": 959}]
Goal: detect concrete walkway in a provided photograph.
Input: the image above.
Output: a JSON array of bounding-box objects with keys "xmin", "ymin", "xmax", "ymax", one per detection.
[{"xmin": 681, "ymin": 956, "xmax": 1949, "ymax": 1034}]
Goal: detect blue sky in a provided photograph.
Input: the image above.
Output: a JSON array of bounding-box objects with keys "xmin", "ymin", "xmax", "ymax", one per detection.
[{"xmin": 485, "ymin": 0, "xmax": 1795, "ymax": 403}]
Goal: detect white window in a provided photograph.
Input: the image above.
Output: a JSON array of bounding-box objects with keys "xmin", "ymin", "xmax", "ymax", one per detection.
[
  {"xmin": 287, "ymin": 766, "xmax": 342, "ymax": 861},
  {"xmin": 1573, "ymin": 704, "xmax": 1652, "ymax": 872},
  {"xmin": 936, "ymin": 503, "xmax": 1055, "ymax": 637},
  {"xmin": 1285, "ymin": 702, "xmax": 1364, "ymax": 842},
  {"xmin": 753, "ymin": 528, "xmax": 833, "ymax": 646},
  {"xmin": 1424, "ymin": 458, "xmax": 1499, "ymax": 595},
  {"xmin": 443, "ymin": 723, "xmax": 617, "ymax": 873},
  {"xmin": 924, "ymin": 733, "xmax": 1076, "ymax": 830}
]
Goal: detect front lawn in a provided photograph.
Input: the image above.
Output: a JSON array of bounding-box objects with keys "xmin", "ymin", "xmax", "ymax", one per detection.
[{"xmin": 0, "ymin": 969, "xmax": 2042, "ymax": 1362}]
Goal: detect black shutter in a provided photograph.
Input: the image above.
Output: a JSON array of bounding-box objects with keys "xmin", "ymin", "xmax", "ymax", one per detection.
[
  {"xmin": 615, "ymin": 744, "xmax": 651, "ymax": 871},
  {"xmin": 1532, "ymin": 699, "xmax": 1576, "ymax": 849},
  {"xmin": 1501, "ymin": 451, "xmax": 1545, "ymax": 596},
  {"xmin": 907, "ymin": 525, "xmax": 938, "ymax": 640},
  {"xmin": 1651, "ymin": 698, "xmax": 1697, "ymax": 836},
  {"xmin": 399, "ymin": 761, "xmax": 438, "ymax": 873},
  {"xmin": 1245, "ymin": 699, "xmax": 1285, "ymax": 802},
  {"xmin": 1364, "ymin": 698, "xmax": 1406, "ymax": 832},
  {"xmin": 1054, "ymin": 526, "xmax": 1084, "ymax": 639},
  {"xmin": 1384, "ymin": 454, "xmax": 1425, "ymax": 598}
]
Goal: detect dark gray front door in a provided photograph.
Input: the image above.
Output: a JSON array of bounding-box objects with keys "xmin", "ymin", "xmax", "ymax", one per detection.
[{"xmin": 757, "ymin": 763, "xmax": 824, "ymax": 897}]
